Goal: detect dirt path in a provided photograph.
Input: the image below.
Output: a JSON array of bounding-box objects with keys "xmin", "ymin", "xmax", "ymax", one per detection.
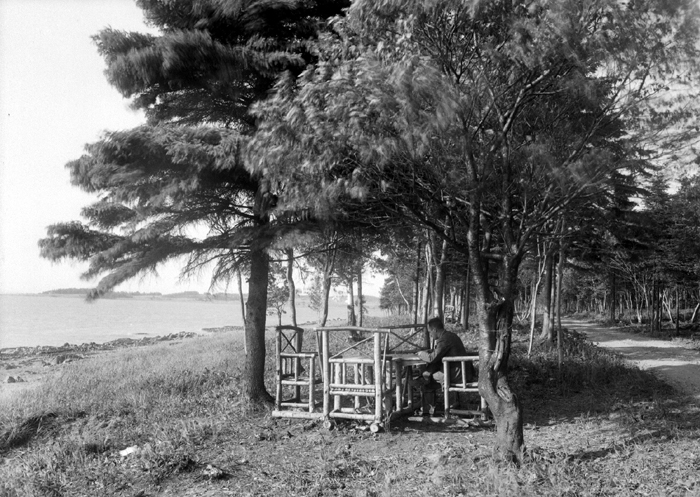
[{"xmin": 563, "ymin": 318, "xmax": 700, "ymax": 404}]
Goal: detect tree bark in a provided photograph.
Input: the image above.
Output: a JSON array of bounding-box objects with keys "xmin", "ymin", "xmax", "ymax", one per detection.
[
  {"xmin": 236, "ymin": 269, "xmax": 247, "ymax": 352},
  {"xmin": 357, "ymin": 263, "xmax": 364, "ymax": 327},
  {"xmin": 467, "ymin": 224, "xmax": 524, "ymax": 461},
  {"xmin": 243, "ymin": 183, "xmax": 274, "ymax": 405},
  {"xmin": 286, "ymin": 248, "xmax": 297, "ymax": 327},
  {"xmin": 675, "ymin": 285, "xmax": 680, "ymax": 336},
  {"xmin": 662, "ymin": 289, "xmax": 675, "ymax": 328},
  {"xmin": 432, "ymin": 235, "xmax": 448, "ymax": 321},
  {"xmin": 320, "ymin": 269, "xmax": 332, "ymax": 328},
  {"xmin": 528, "ymin": 252, "xmax": 545, "ymax": 356},
  {"xmin": 556, "ymin": 235, "xmax": 567, "ymax": 373},
  {"xmin": 539, "ymin": 249, "xmax": 555, "ymax": 343},
  {"xmin": 422, "ymin": 241, "xmax": 433, "ymax": 347},
  {"xmin": 244, "ymin": 246, "xmax": 273, "ymax": 404},
  {"xmin": 474, "ymin": 262, "xmax": 524, "ymax": 463},
  {"xmin": 610, "ymin": 272, "xmax": 617, "ymax": 323},
  {"xmin": 319, "ymin": 242, "xmax": 336, "ymax": 328},
  {"xmin": 462, "ymin": 261, "xmax": 470, "ymax": 330},
  {"xmin": 413, "ymin": 241, "xmax": 421, "ymax": 326},
  {"xmin": 347, "ymin": 279, "xmax": 357, "ymax": 326},
  {"xmin": 690, "ymin": 302, "xmax": 700, "ymax": 323}
]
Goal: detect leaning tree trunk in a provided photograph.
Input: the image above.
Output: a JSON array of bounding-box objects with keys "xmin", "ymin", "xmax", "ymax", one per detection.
[
  {"xmin": 422, "ymin": 241, "xmax": 433, "ymax": 347},
  {"xmin": 470, "ymin": 248, "xmax": 524, "ymax": 461},
  {"xmin": 690, "ymin": 302, "xmax": 700, "ymax": 323},
  {"xmin": 475, "ymin": 282, "xmax": 524, "ymax": 462}
]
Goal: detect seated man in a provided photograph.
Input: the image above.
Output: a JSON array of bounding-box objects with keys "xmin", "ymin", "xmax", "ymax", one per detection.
[{"xmin": 416, "ymin": 317, "xmax": 475, "ymax": 413}]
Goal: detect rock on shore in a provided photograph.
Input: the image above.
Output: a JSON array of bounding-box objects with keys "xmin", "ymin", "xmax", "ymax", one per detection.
[{"xmin": 0, "ymin": 331, "xmax": 200, "ymax": 360}]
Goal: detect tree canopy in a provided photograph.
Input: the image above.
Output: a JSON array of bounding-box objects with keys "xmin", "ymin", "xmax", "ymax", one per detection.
[{"xmin": 248, "ymin": 0, "xmax": 700, "ymax": 460}]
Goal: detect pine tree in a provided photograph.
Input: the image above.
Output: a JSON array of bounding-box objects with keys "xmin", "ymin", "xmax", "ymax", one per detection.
[{"xmin": 39, "ymin": 0, "xmax": 349, "ymax": 405}]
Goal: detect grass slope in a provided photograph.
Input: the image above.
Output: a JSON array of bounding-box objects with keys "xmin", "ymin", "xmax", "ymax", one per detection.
[{"xmin": 1, "ymin": 319, "xmax": 699, "ymax": 496}]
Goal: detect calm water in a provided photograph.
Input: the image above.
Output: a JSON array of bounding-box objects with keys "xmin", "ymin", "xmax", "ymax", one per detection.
[{"xmin": 0, "ymin": 294, "xmax": 353, "ymax": 349}]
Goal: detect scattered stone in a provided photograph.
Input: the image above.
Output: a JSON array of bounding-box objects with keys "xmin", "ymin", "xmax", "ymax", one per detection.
[
  {"xmin": 203, "ymin": 464, "xmax": 226, "ymax": 479},
  {"xmin": 0, "ymin": 331, "xmax": 201, "ymax": 359},
  {"xmin": 119, "ymin": 446, "xmax": 139, "ymax": 457},
  {"xmin": 6, "ymin": 376, "xmax": 16, "ymax": 383},
  {"xmin": 54, "ymin": 353, "xmax": 84, "ymax": 365}
]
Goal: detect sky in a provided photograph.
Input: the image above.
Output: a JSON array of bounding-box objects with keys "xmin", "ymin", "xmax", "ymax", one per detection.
[
  {"xmin": 0, "ymin": 0, "xmax": 172, "ymax": 294},
  {"xmin": 0, "ymin": 0, "xmax": 384, "ymax": 296}
]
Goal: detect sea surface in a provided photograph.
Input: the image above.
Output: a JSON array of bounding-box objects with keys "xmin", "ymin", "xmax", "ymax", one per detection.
[{"xmin": 0, "ymin": 294, "xmax": 357, "ymax": 349}]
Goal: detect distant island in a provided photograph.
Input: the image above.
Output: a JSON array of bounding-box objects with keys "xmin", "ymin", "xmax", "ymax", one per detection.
[{"xmin": 41, "ymin": 288, "xmax": 243, "ymax": 301}]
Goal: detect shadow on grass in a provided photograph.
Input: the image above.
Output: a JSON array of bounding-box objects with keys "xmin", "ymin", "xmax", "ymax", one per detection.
[
  {"xmin": 0, "ymin": 412, "xmax": 58, "ymax": 455},
  {"xmin": 504, "ymin": 331, "xmax": 700, "ymax": 464}
]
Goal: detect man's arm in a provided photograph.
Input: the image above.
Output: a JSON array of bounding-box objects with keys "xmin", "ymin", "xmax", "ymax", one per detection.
[{"xmin": 417, "ymin": 336, "xmax": 450, "ymax": 365}]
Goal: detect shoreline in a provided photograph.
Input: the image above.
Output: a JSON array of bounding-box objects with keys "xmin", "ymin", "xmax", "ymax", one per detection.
[
  {"xmin": 0, "ymin": 319, "xmax": 349, "ymax": 387},
  {"xmin": 0, "ymin": 317, "xmax": 350, "ymax": 357},
  {"xmin": 0, "ymin": 328, "xmax": 242, "ymax": 388}
]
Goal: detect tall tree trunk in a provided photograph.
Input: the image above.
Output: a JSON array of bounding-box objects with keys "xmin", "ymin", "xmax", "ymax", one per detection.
[
  {"xmin": 462, "ymin": 261, "xmax": 470, "ymax": 330},
  {"xmin": 556, "ymin": 235, "xmax": 567, "ymax": 373},
  {"xmin": 285, "ymin": 248, "xmax": 297, "ymax": 327},
  {"xmin": 432, "ymin": 235, "xmax": 449, "ymax": 321},
  {"xmin": 236, "ymin": 269, "xmax": 247, "ymax": 352},
  {"xmin": 244, "ymin": 246, "xmax": 272, "ymax": 404},
  {"xmin": 649, "ymin": 279, "xmax": 656, "ymax": 332},
  {"xmin": 243, "ymin": 183, "xmax": 273, "ymax": 405},
  {"xmin": 657, "ymin": 279, "xmax": 662, "ymax": 332},
  {"xmin": 319, "ymin": 242, "xmax": 336, "ymax": 328},
  {"xmin": 320, "ymin": 272, "xmax": 331, "ymax": 327},
  {"xmin": 610, "ymin": 272, "xmax": 617, "ymax": 323},
  {"xmin": 347, "ymin": 279, "xmax": 356, "ymax": 326},
  {"xmin": 413, "ymin": 240, "xmax": 421, "ymax": 326},
  {"xmin": 357, "ymin": 264, "xmax": 364, "ymax": 327},
  {"xmin": 528, "ymin": 251, "xmax": 545, "ymax": 356},
  {"xmin": 675, "ymin": 285, "xmax": 680, "ymax": 336},
  {"xmin": 539, "ymin": 250, "xmax": 555, "ymax": 343},
  {"xmin": 422, "ymin": 241, "xmax": 433, "ymax": 347},
  {"xmin": 662, "ymin": 289, "xmax": 675, "ymax": 328}
]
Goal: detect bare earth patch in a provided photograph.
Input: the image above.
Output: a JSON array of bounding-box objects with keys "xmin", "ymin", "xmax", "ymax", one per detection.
[{"xmin": 564, "ymin": 318, "xmax": 700, "ymax": 404}]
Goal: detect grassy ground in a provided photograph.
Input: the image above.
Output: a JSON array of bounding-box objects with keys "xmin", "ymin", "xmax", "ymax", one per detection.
[{"xmin": 1, "ymin": 319, "xmax": 699, "ymax": 496}]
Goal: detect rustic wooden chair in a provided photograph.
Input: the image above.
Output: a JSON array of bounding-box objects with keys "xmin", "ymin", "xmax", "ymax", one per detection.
[{"xmin": 441, "ymin": 356, "xmax": 488, "ymax": 419}]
